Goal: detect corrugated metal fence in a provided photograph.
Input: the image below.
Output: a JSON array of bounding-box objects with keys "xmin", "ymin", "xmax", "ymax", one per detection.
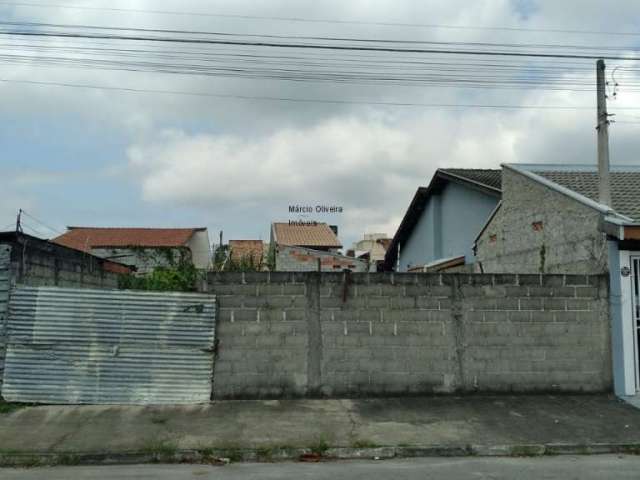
[
  {"xmin": 2, "ymin": 286, "xmax": 216, "ymax": 404},
  {"xmin": 0, "ymin": 245, "xmax": 10, "ymax": 391}
]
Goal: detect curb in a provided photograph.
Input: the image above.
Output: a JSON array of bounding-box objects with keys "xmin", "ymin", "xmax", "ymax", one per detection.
[{"xmin": 1, "ymin": 443, "xmax": 640, "ymax": 467}]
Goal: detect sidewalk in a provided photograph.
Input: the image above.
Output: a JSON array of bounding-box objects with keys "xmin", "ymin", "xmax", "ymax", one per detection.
[{"xmin": 1, "ymin": 394, "xmax": 640, "ymax": 465}]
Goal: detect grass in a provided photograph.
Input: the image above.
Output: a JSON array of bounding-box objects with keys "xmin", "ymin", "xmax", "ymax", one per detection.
[
  {"xmin": 309, "ymin": 438, "xmax": 330, "ymax": 456},
  {"xmin": 0, "ymin": 399, "xmax": 28, "ymax": 414},
  {"xmin": 150, "ymin": 416, "xmax": 169, "ymax": 425},
  {"xmin": 350, "ymin": 439, "xmax": 380, "ymax": 449},
  {"xmin": 141, "ymin": 440, "xmax": 178, "ymax": 460}
]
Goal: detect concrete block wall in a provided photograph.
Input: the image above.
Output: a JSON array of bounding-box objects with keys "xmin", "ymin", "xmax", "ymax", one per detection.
[{"xmin": 207, "ymin": 272, "xmax": 610, "ymax": 398}]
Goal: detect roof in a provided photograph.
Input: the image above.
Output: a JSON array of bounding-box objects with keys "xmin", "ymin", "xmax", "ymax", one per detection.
[
  {"xmin": 53, "ymin": 227, "xmax": 205, "ymax": 252},
  {"xmin": 439, "ymin": 168, "xmax": 502, "ymax": 191},
  {"xmin": 272, "ymin": 222, "xmax": 342, "ymax": 248},
  {"xmin": 528, "ymin": 168, "xmax": 640, "ymax": 221},
  {"xmin": 229, "ymin": 240, "xmax": 264, "ymax": 261},
  {"xmin": 383, "ymin": 168, "xmax": 501, "ymax": 270}
]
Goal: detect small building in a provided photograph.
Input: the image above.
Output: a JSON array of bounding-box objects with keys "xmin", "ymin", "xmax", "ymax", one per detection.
[
  {"xmin": 53, "ymin": 227, "xmax": 211, "ymax": 274},
  {"xmin": 384, "ymin": 169, "xmax": 501, "ymax": 272},
  {"xmin": 0, "ymin": 231, "xmax": 132, "ymax": 288},
  {"xmin": 270, "ymin": 222, "xmax": 367, "ymax": 272},
  {"xmin": 350, "ymin": 233, "xmax": 391, "ymax": 272},
  {"xmin": 472, "ymin": 163, "xmax": 640, "ymax": 398},
  {"xmin": 228, "ymin": 240, "xmax": 264, "ymax": 268}
]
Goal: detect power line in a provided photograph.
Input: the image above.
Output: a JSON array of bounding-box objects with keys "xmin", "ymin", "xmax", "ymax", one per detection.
[
  {"xmin": 1, "ymin": 1, "xmax": 639, "ymax": 37},
  {"xmin": 3, "ymin": 29, "xmax": 640, "ymax": 61},
  {"xmin": 20, "ymin": 209, "xmax": 64, "ymax": 235},
  {"xmin": 6, "ymin": 77, "xmax": 640, "ymax": 111}
]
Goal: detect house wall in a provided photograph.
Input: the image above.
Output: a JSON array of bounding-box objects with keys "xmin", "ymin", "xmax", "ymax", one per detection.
[
  {"xmin": 475, "ymin": 168, "xmax": 608, "ymax": 274},
  {"xmin": 276, "ymin": 245, "xmax": 369, "ymax": 272},
  {"xmin": 207, "ymin": 272, "xmax": 610, "ymax": 399},
  {"xmin": 187, "ymin": 230, "xmax": 211, "ymax": 269},
  {"xmin": 399, "ymin": 182, "xmax": 499, "ymax": 272},
  {"xmin": 91, "ymin": 247, "xmax": 189, "ymax": 275}
]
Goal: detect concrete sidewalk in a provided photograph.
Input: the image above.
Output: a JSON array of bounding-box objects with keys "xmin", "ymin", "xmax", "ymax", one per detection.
[{"xmin": 1, "ymin": 395, "xmax": 640, "ymax": 465}]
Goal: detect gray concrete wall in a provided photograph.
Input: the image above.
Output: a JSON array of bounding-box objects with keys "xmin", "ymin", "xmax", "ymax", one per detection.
[
  {"xmin": 400, "ymin": 182, "xmax": 499, "ymax": 272},
  {"xmin": 207, "ymin": 272, "xmax": 610, "ymax": 399},
  {"xmin": 475, "ymin": 168, "xmax": 608, "ymax": 274}
]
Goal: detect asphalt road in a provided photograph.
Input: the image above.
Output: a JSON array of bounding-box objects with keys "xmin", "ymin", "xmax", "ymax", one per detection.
[{"xmin": 3, "ymin": 456, "xmax": 640, "ymax": 479}]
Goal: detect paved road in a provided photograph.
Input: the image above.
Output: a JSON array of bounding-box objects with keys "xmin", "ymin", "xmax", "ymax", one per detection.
[{"xmin": 3, "ymin": 456, "xmax": 640, "ymax": 479}]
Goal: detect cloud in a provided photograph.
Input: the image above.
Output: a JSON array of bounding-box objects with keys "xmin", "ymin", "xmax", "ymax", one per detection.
[{"xmin": 3, "ymin": 0, "xmax": 640, "ymax": 245}]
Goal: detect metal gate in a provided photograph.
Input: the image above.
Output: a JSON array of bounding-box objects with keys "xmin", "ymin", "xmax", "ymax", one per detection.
[{"xmin": 2, "ymin": 286, "xmax": 216, "ymax": 404}]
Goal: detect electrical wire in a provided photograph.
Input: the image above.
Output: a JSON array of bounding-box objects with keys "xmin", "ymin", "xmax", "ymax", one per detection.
[
  {"xmin": 20, "ymin": 210, "xmax": 64, "ymax": 236},
  {"xmin": 1, "ymin": 2, "xmax": 639, "ymax": 37},
  {"xmin": 6, "ymin": 77, "xmax": 639, "ymax": 110}
]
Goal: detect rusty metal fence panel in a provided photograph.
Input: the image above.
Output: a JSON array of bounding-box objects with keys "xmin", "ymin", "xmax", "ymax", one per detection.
[
  {"xmin": 2, "ymin": 286, "xmax": 216, "ymax": 404},
  {"xmin": 0, "ymin": 245, "xmax": 10, "ymax": 392}
]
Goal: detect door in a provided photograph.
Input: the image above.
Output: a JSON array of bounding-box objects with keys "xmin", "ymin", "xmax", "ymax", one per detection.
[{"xmin": 632, "ymin": 256, "xmax": 640, "ymax": 392}]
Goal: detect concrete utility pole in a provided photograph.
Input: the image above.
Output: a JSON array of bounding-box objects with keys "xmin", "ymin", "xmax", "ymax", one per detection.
[{"xmin": 596, "ymin": 59, "xmax": 612, "ymax": 207}]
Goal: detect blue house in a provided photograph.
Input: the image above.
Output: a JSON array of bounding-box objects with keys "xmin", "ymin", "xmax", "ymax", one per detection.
[{"xmin": 384, "ymin": 169, "xmax": 501, "ymax": 272}]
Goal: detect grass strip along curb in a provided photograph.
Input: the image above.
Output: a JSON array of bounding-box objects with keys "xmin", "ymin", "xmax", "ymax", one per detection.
[{"xmin": 2, "ymin": 443, "xmax": 640, "ymax": 467}]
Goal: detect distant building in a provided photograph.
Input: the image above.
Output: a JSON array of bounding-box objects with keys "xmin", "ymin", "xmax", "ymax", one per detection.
[
  {"xmin": 384, "ymin": 169, "xmax": 501, "ymax": 272},
  {"xmin": 350, "ymin": 233, "xmax": 391, "ymax": 271},
  {"xmin": 228, "ymin": 240, "xmax": 264, "ymax": 267},
  {"xmin": 270, "ymin": 222, "xmax": 366, "ymax": 272},
  {"xmin": 53, "ymin": 227, "xmax": 211, "ymax": 274},
  {"xmin": 271, "ymin": 222, "xmax": 342, "ymax": 252}
]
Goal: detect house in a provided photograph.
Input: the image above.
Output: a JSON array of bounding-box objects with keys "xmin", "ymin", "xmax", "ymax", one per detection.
[
  {"xmin": 53, "ymin": 227, "xmax": 211, "ymax": 274},
  {"xmin": 271, "ymin": 222, "xmax": 341, "ymax": 252},
  {"xmin": 384, "ymin": 169, "xmax": 501, "ymax": 272},
  {"xmin": 270, "ymin": 222, "xmax": 367, "ymax": 272},
  {"xmin": 349, "ymin": 233, "xmax": 392, "ymax": 272},
  {"xmin": 228, "ymin": 240, "xmax": 264, "ymax": 268},
  {"xmin": 472, "ymin": 163, "xmax": 640, "ymax": 398}
]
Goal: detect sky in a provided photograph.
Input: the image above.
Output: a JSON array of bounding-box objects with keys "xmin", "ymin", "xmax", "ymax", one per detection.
[{"xmin": 1, "ymin": 0, "xmax": 640, "ymax": 249}]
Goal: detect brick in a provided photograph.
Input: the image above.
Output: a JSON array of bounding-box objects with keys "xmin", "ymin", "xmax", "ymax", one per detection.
[
  {"xmin": 564, "ymin": 275, "xmax": 589, "ymax": 286},
  {"xmin": 258, "ymin": 284, "xmax": 284, "ymax": 295},
  {"xmin": 357, "ymin": 285, "xmax": 382, "ymax": 296},
  {"xmin": 505, "ymin": 286, "xmax": 529, "ymax": 297},
  {"xmin": 508, "ymin": 311, "xmax": 531, "ymax": 322},
  {"xmin": 496, "ymin": 298, "xmax": 519, "ymax": 310},
  {"xmin": 543, "ymin": 298, "xmax": 566, "ymax": 311},
  {"xmin": 439, "ymin": 298, "xmax": 453, "ymax": 310},
  {"xmin": 367, "ymin": 296, "xmax": 390, "ymax": 308},
  {"xmin": 493, "ymin": 274, "xmax": 518, "ymax": 285},
  {"xmin": 575, "ymin": 287, "xmax": 598, "ymax": 298},
  {"xmin": 518, "ymin": 274, "xmax": 542, "ymax": 285},
  {"xmin": 417, "ymin": 297, "xmax": 439, "ymax": 309},
  {"xmin": 391, "ymin": 297, "xmax": 416, "ymax": 309},
  {"xmin": 528, "ymin": 286, "xmax": 555, "ymax": 297},
  {"xmin": 519, "ymin": 298, "xmax": 542, "ymax": 311},
  {"xmin": 380, "ymin": 284, "xmax": 405, "ymax": 296},
  {"xmin": 541, "ymin": 276, "xmax": 564, "ymax": 287},
  {"xmin": 552, "ymin": 287, "xmax": 576, "ymax": 298},
  {"xmin": 531, "ymin": 311, "xmax": 555, "ymax": 323},
  {"xmin": 217, "ymin": 295, "xmax": 244, "ymax": 308},
  {"xmin": 566, "ymin": 299, "xmax": 591, "ymax": 311}
]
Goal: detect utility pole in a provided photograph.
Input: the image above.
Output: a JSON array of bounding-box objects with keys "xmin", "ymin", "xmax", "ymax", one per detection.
[
  {"xmin": 15, "ymin": 209, "xmax": 23, "ymax": 233},
  {"xmin": 596, "ymin": 59, "xmax": 612, "ymax": 207}
]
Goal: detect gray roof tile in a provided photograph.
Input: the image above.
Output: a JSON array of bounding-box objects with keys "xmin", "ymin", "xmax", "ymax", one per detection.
[
  {"xmin": 533, "ymin": 170, "xmax": 640, "ymax": 221},
  {"xmin": 439, "ymin": 168, "xmax": 502, "ymax": 190}
]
